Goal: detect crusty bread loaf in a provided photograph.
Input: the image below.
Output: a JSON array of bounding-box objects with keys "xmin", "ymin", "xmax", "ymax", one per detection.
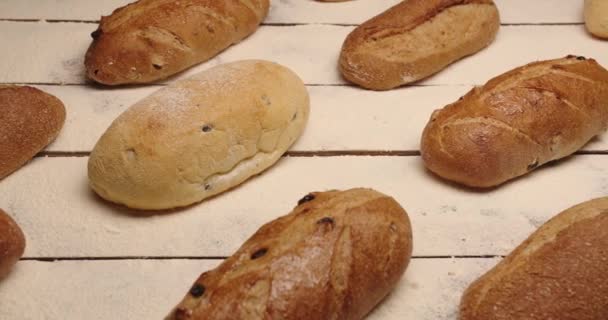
[
  {"xmin": 460, "ymin": 197, "xmax": 608, "ymax": 320},
  {"xmin": 0, "ymin": 209, "xmax": 26, "ymax": 280},
  {"xmin": 85, "ymin": 0, "xmax": 269, "ymax": 85},
  {"xmin": 166, "ymin": 188, "xmax": 413, "ymax": 320},
  {"xmin": 585, "ymin": 0, "xmax": 608, "ymax": 39},
  {"xmin": 339, "ymin": 0, "xmax": 500, "ymax": 90},
  {"xmin": 421, "ymin": 56, "xmax": 608, "ymax": 188},
  {"xmin": 0, "ymin": 86, "xmax": 66, "ymax": 180},
  {"xmin": 88, "ymin": 60, "xmax": 309, "ymax": 210}
]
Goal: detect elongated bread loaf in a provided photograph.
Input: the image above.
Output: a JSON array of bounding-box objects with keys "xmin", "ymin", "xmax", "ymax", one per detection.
[
  {"xmin": 585, "ymin": 0, "xmax": 608, "ymax": 39},
  {"xmin": 166, "ymin": 188, "xmax": 413, "ymax": 320},
  {"xmin": 0, "ymin": 209, "xmax": 26, "ymax": 280},
  {"xmin": 339, "ymin": 0, "xmax": 500, "ymax": 90},
  {"xmin": 421, "ymin": 56, "xmax": 608, "ymax": 188},
  {"xmin": 88, "ymin": 60, "xmax": 309, "ymax": 210},
  {"xmin": 460, "ymin": 197, "xmax": 608, "ymax": 320},
  {"xmin": 0, "ymin": 86, "xmax": 66, "ymax": 180},
  {"xmin": 85, "ymin": 0, "xmax": 269, "ymax": 85}
]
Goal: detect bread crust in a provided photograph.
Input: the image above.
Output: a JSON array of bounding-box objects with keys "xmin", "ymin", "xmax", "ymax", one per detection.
[
  {"xmin": 85, "ymin": 0, "xmax": 269, "ymax": 85},
  {"xmin": 585, "ymin": 0, "xmax": 608, "ymax": 39},
  {"xmin": 166, "ymin": 188, "xmax": 413, "ymax": 320},
  {"xmin": 0, "ymin": 86, "xmax": 66, "ymax": 180},
  {"xmin": 421, "ymin": 56, "xmax": 608, "ymax": 188},
  {"xmin": 88, "ymin": 60, "xmax": 309, "ymax": 210},
  {"xmin": 339, "ymin": 0, "xmax": 499, "ymax": 90},
  {"xmin": 460, "ymin": 197, "xmax": 608, "ymax": 320},
  {"xmin": 0, "ymin": 209, "xmax": 26, "ymax": 280}
]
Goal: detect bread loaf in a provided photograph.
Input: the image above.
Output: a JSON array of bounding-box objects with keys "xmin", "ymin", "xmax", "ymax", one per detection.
[
  {"xmin": 88, "ymin": 60, "xmax": 309, "ymax": 210},
  {"xmin": 0, "ymin": 209, "xmax": 26, "ymax": 280},
  {"xmin": 339, "ymin": 0, "xmax": 500, "ymax": 90},
  {"xmin": 85, "ymin": 0, "xmax": 269, "ymax": 85},
  {"xmin": 166, "ymin": 188, "xmax": 413, "ymax": 320},
  {"xmin": 421, "ymin": 56, "xmax": 608, "ymax": 188},
  {"xmin": 460, "ymin": 197, "xmax": 608, "ymax": 320},
  {"xmin": 585, "ymin": 0, "xmax": 608, "ymax": 39},
  {"xmin": 0, "ymin": 86, "xmax": 66, "ymax": 180}
]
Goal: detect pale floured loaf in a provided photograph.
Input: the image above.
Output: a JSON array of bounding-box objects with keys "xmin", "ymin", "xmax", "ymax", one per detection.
[
  {"xmin": 166, "ymin": 188, "xmax": 412, "ymax": 320},
  {"xmin": 421, "ymin": 56, "xmax": 608, "ymax": 188},
  {"xmin": 339, "ymin": 0, "xmax": 500, "ymax": 90},
  {"xmin": 85, "ymin": 0, "xmax": 269, "ymax": 85},
  {"xmin": 88, "ymin": 60, "xmax": 310, "ymax": 210},
  {"xmin": 460, "ymin": 197, "xmax": 608, "ymax": 319},
  {"xmin": 585, "ymin": 0, "xmax": 608, "ymax": 39}
]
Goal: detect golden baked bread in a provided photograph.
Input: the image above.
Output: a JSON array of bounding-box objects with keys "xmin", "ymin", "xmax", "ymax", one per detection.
[
  {"xmin": 421, "ymin": 56, "xmax": 608, "ymax": 188},
  {"xmin": 85, "ymin": 0, "xmax": 269, "ymax": 85},
  {"xmin": 0, "ymin": 209, "xmax": 26, "ymax": 280},
  {"xmin": 339, "ymin": 0, "xmax": 500, "ymax": 90},
  {"xmin": 166, "ymin": 188, "xmax": 413, "ymax": 320},
  {"xmin": 460, "ymin": 197, "xmax": 608, "ymax": 320},
  {"xmin": 585, "ymin": 0, "xmax": 608, "ymax": 39},
  {"xmin": 0, "ymin": 85, "xmax": 66, "ymax": 180},
  {"xmin": 88, "ymin": 60, "xmax": 310, "ymax": 210}
]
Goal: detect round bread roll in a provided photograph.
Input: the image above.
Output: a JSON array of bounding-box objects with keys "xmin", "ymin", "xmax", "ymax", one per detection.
[
  {"xmin": 584, "ymin": 0, "xmax": 608, "ymax": 39},
  {"xmin": 0, "ymin": 85, "xmax": 66, "ymax": 180},
  {"xmin": 0, "ymin": 209, "xmax": 26, "ymax": 280},
  {"xmin": 88, "ymin": 60, "xmax": 310, "ymax": 210}
]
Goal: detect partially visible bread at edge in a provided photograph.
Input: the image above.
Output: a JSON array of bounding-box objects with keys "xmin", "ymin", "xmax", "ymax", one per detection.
[
  {"xmin": 0, "ymin": 86, "xmax": 66, "ymax": 180},
  {"xmin": 421, "ymin": 56, "xmax": 608, "ymax": 188},
  {"xmin": 585, "ymin": 0, "xmax": 608, "ymax": 39},
  {"xmin": 339, "ymin": 0, "xmax": 500, "ymax": 90},
  {"xmin": 85, "ymin": 0, "xmax": 270, "ymax": 85},
  {"xmin": 0, "ymin": 209, "xmax": 26, "ymax": 280},
  {"xmin": 460, "ymin": 197, "xmax": 608, "ymax": 320},
  {"xmin": 88, "ymin": 60, "xmax": 310, "ymax": 210},
  {"xmin": 166, "ymin": 188, "xmax": 413, "ymax": 320}
]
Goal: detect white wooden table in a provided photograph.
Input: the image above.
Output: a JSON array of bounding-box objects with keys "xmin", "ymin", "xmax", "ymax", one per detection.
[{"xmin": 0, "ymin": 1, "xmax": 606, "ymax": 319}]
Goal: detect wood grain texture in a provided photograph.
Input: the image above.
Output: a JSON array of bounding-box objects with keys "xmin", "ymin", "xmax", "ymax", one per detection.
[
  {"xmin": 0, "ymin": 0, "xmax": 583, "ymax": 24},
  {"xmin": 0, "ymin": 258, "xmax": 499, "ymax": 320},
  {"xmin": 0, "ymin": 23, "xmax": 605, "ymax": 86},
  {"xmin": 2, "ymin": 156, "xmax": 608, "ymax": 258}
]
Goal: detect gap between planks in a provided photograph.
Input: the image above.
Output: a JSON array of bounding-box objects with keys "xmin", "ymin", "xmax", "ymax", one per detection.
[
  {"xmin": 21, "ymin": 255, "xmax": 504, "ymax": 262},
  {"xmin": 0, "ymin": 18, "xmax": 586, "ymax": 27}
]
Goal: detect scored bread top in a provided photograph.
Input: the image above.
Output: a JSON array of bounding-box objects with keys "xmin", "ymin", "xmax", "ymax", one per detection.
[
  {"xmin": 339, "ymin": 0, "xmax": 499, "ymax": 90},
  {"xmin": 85, "ymin": 0, "xmax": 270, "ymax": 85},
  {"xmin": 0, "ymin": 86, "xmax": 66, "ymax": 180},
  {"xmin": 460, "ymin": 197, "xmax": 608, "ymax": 320},
  {"xmin": 166, "ymin": 188, "xmax": 412, "ymax": 320},
  {"xmin": 421, "ymin": 56, "xmax": 608, "ymax": 187}
]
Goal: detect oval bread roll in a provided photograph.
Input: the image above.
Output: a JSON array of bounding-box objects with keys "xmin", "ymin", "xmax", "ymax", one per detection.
[
  {"xmin": 460, "ymin": 197, "xmax": 608, "ymax": 320},
  {"xmin": 585, "ymin": 0, "xmax": 608, "ymax": 39},
  {"xmin": 421, "ymin": 56, "xmax": 608, "ymax": 188},
  {"xmin": 85, "ymin": 0, "xmax": 269, "ymax": 85},
  {"xmin": 166, "ymin": 188, "xmax": 413, "ymax": 320},
  {"xmin": 339, "ymin": 0, "xmax": 500, "ymax": 90},
  {"xmin": 0, "ymin": 209, "xmax": 26, "ymax": 280},
  {"xmin": 0, "ymin": 86, "xmax": 66, "ymax": 180},
  {"xmin": 88, "ymin": 60, "xmax": 310, "ymax": 210}
]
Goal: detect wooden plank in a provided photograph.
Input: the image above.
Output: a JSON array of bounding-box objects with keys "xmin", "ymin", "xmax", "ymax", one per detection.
[
  {"xmin": 0, "ymin": 258, "xmax": 499, "ymax": 320},
  {"xmin": 0, "ymin": 0, "xmax": 583, "ymax": 24},
  {"xmin": 2, "ymin": 155, "xmax": 606, "ymax": 258},
  {"xmin": 37, "ymin": 84, "xmax": 608, "ymax": 153},
  {"xmin": 0, "ymin": 22, "xmax": 603, "ymax": 86}
]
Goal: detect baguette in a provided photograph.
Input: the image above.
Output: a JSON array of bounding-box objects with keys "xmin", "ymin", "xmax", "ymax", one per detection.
[
  {"xmin": 166, "ymin": 188, "xmax": 413, "ymax": 320},
  {"xmin": 0, "ymin": 86, "xmax": 66, "ymax": 180},
  {"xmin": 421, "ymin": 56, "xmax": 608, "ymax": 188},
  {"xmin": 339, "ymin": 0, "xmax": 500, "ymax": 90},
  {"xmin": 460, "ymin": 197, "xmax": 608, "ymax": 320},
  {"xmin": 585, "ymin": 0, "xmax": 608, "ymax": 39},
  {"xmin": 88, "ymin": 60, "xmax": 309, "ymax": 210},
  {"xmin": 0, "ymin": 209, "xmax": 26, "ymax": 280},
  {"xmin": 85, "ymin": 0, "xmax": 269, "ymax": 85}
]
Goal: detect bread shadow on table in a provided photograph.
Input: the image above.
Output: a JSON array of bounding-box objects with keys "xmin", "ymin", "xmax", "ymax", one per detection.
[{"xmin": 420, "ymin": 154, "xmax": 582, "ymax": 194}]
